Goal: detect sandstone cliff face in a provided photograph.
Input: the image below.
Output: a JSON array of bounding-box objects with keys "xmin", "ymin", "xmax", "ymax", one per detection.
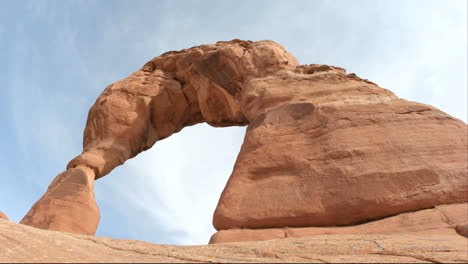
[
  {"xmin": 1, "ymin": 219, "xmax": 467, "ymax": 263},
  {"xmin": 213, "ymin": 64, "xmax": 467, "ymax": 230},
  {"xmin": 20, "ymin": 40, "xmax": 467, "ymax": 244}
]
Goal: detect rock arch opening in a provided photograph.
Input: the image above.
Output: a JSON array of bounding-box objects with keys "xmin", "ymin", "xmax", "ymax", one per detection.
[{"xmin": 94, "ymin": 124, "xmax": 246, "ymax": 245}]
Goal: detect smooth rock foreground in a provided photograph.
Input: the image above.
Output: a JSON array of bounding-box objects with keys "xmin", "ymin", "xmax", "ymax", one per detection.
[
  {"xmin": 1, "ymin": 219, "xmax": 467, "ymax": 263},
  {"xmin": 17, "ymin": 39, "xmax": 467, "ymax": 255}
]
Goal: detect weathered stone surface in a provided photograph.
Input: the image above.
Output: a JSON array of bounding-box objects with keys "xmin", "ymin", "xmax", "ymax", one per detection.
[
  {"xmin": 213, "ymin": 66, "xmax": 467, "ymax": 230},
  {"xmin": 1, "ymin": 220, "xmax": 467, "ymax": 263},
  {"xmin": 210, "ymin": 203, "xmax": 468, "ymax": 243},
  {"xmin": 21, "ymin": 39, "xmax": 467, "ymax": 236},
  {"xmin": 21, "ymin": 166, "xmax": 99, "ymax": 235},
  {"xmin": 0, "ymin": 211, "xmax": 7, "ymax": 220},
  {"xmin": 456, "ymin": 222, "xmax": 468, "ymax": 238}
]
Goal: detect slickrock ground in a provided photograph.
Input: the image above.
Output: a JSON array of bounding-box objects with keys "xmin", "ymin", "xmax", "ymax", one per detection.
[{"xmin": 1, "ymin": 219, "xmax": 467, "ymax": 263}]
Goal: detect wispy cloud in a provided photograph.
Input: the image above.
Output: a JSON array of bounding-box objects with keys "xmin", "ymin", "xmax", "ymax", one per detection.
[{"xmin": 95, "ymin": 124, "xmax": 246, "ymax": 245}]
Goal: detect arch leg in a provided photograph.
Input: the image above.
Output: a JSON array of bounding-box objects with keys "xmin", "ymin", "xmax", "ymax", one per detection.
[{"xmin": 21, "ymin": 84, "xmax": 158, "ymax": 234}]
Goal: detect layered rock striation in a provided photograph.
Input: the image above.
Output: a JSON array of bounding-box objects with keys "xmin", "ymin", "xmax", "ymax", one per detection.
[
  {"xmin": 1, "ymin": 219, "xmax": 467, "ymax": 263},
  {"xmin": 21, "ymin": 40, "xmax": 467, "ymax": 243},
  {"xmin": 210, "ymin": 203, "xmax": 468, "ymax": 243}
]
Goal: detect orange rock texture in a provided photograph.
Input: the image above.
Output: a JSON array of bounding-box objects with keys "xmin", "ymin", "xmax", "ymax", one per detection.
[
  {"xmin": 21, "ymin": 166, "xmax": 99, "ymax": 235},
  {"xmin": 0, "ymin": 211, "xmax": 7, "ymax": 220},
  {"xmin": 210, "ymin": 203, "xmax": 468, "ymax": 243},
  {"xmin": 1, "ymin": 219, "xmax": 467, "ymax": 263},
  {"xmin": 20, "ymin": 40, "xmax": 467, "ymax": 241}
]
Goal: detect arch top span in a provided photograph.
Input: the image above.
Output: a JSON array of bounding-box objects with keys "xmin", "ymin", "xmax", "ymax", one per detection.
[{"xmin": 68, "ymin": 39, "xmax": 300, "ymax": 179}]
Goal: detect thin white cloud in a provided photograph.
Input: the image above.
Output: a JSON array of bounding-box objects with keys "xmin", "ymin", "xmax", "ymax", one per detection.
[{"xmin": 96, "ymin": 124, "xmax": 246, "ymax": 245}]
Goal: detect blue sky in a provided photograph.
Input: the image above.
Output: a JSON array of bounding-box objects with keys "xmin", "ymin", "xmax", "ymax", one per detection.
[{"xmin": 0, "ymin": 0, "xmax": 466, "ymax": 245}]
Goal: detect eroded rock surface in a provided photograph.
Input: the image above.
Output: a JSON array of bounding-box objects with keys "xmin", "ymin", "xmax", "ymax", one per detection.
[
  {"xmin": 210, "ymin": 203, "xmax": 468, "ymax": 243},
  {"xmin": 213, "ymin": 66, "xmax": 467, "ymax": 230},
  {"xmin": 0, "ymin": 211, "xmax": 7, "ymax": 220},
  {"xmin": 21, "ymin": 166, "xmax": 99, "ymax": 235},
  {"xmin": 1, "ymin": 220, "xmax": 467, "ymax": 263},
  {"xmin": 21, "ymin": 39, "xmax": 467, "ymax": 238},
  {"xmin": 456, "ymin": 222, "xmax": 468, "ymax": 238}
]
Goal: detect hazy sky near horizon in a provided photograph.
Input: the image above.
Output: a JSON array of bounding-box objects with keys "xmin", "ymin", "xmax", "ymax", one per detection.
[{"xmin": 0, "ymin": 0, "xmax": 466, "ymax": 245}]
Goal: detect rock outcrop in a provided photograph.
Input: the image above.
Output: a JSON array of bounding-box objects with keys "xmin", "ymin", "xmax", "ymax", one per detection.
[
  {"xmin": 21, "ymin": 40, "xmax": 467, "ymax": 242},
  {"xmin": 456, "ymin": 222, "xmax": 468, "ymax": 238},
  {"xmin": 210, "ymin": 202, "xmax": 468, "ymax": 243},
  {"xmin": 0, "ymin": 211, "xmax": 7, "ymax": 220},
  {"xmin": 21, "ymin": 166, "xmax": 99, "ymax": 235},
  {"xmin": 1, "ymin": 220, "xmax": 467, "ymax": 263}
]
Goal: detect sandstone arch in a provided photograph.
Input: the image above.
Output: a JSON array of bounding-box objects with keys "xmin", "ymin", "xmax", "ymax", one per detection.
[{"xmin": 21, "ymin": 40, "xmax": 467, "ymax": 237}]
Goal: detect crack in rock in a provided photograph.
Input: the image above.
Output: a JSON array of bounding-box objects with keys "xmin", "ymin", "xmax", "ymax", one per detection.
[
  {"xmin": 371, "ymin": 252, "xmax": 443, "ymax": 263},
  {"xmin": 370, "ymin": 239, "xmax": 443, "ymax": 263},
  {"xmin": 81, "ymin": 237, "xmax": 215, "ymax": 263},
  {"xmin": 433, "ymin": 207, "xmax": 455, "ymax": 226}
]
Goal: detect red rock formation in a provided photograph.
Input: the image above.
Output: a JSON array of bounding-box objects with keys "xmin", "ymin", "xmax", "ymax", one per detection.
[
  {"xmin": 456, "ymin": 222, "xmax": 468, "ymax": 238},
  {"xmin": 213, "ymin": 64, "xmax": 467, "ymax": 230},
  {"xmin": 210, "ymin": 203, "xmax": 468, "ymax": 243},
  {"xmin": 21, "ymin": 40, "xmax": 467, "ymax": 239},
  {"xmin": 0, "ymin": 211, "xmax": 8, "ymax": 220},
  {"xmin": 21, "ymin": 166, "xmax": 99, "ymax": 235}
]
